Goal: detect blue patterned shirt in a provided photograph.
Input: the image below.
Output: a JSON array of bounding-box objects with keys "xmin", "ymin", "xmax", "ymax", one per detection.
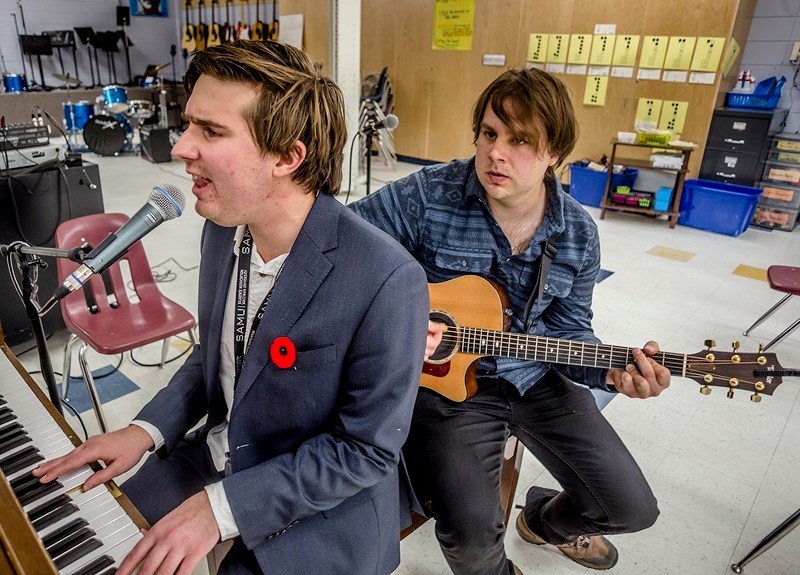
[{"xmin": 351, "ymin": 157, "xmax": 609, "ymax": 394}]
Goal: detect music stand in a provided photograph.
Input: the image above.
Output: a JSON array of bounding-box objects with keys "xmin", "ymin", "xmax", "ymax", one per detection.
[
  {"xmin": 74, "ymin": 27, "xmax": 98, "ymax": 88},
  {"xmin": 20, "ymin": 35, "xmax": 53, "ymax": 90},
  {"xmin": 43, "ymin": 30, "xmax": 79, "ymax": 84},
  {"xmin": 95, "ymin": 31, "xmax": 122, "ymax": 85}
]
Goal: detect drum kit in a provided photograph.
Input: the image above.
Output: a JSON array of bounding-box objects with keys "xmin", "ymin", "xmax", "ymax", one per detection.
[{"xmin": 60, "ymin": 62, "xmax": 168, "ymax": 156}]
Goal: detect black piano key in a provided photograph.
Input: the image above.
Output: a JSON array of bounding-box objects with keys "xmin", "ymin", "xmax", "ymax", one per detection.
[
  {"xmin": 0, "ymin": 445, "xmax": 45, "ymax": 475},
  {"xmin": 9, "ymin": 469, "xmax": 39, "ymax": 492},
  {"xmin": 41, "ymin": 517, "xmax": 89, "ymax": 549},
  {"xmin": 0, "ymin": 408, "xmax": 16, "ymax": 426},
  {"xmin": 97, "ymin": 568, "xmax": 117, "ymax": 575},
  {"xmin": 0, "ymin": 431, "xmax": 30, "ymax": 454},
  {"xmin": 15, "ymin": 473, "xmax": 57, "ymax": 501},
  {"xmin": 0, "ymin": 421, "xmax": 24, "ymax": 441},
  {"xmin": 0, "ymin": 395, "xmax": 6, "ymax": 405},
  {"xmin": 31, "ymin": 499, "xmax": 79, "ymax": 532},
  {"xmin": 53, "ymin": 537, "xmax": 104, "ymax": 570},
  {"xmin": 47, "ymin": 526, "xmax": 96, "ymax": 558},
  {"xmin": 71, "ymin": 555, "xmax": 116, "ymax": 575},
  {"xmin": 17, "ymin": 478, "xmax": 62, "ymax": 507}
]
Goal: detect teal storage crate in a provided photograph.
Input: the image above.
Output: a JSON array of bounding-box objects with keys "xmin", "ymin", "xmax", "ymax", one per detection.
[
  {"xmin": 678, "ymin": 179, "xmax": 762, "ymax": 237},
  {"xmin": 569, "ymin": 163, "xmax": 638, "ymax": 208}
]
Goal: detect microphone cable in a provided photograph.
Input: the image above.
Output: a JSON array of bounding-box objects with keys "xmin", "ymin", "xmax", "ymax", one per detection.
[{"xmin": 343, "ymin": 129, "xmax": 360, "ymax": 205}]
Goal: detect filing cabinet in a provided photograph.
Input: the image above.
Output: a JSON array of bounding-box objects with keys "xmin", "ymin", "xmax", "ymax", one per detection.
[
  {"xmin": 699, "ymin": 108, "xmax": 780, "ymax": 187},
  {"xmin": 751, "ymin": 133, "xmax": 800, "ymax": 231}
]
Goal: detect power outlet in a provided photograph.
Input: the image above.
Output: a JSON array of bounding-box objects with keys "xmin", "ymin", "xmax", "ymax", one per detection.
[{"xmin": 791, "ymin": 41, "xmax": 800, "ymax": 64}]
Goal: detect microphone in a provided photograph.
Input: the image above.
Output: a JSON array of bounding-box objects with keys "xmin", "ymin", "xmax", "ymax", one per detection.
[
  {"xmin": 367, "ymin": 114, "xmax": 399, "ymax": 132},
  {"xmin": 51, "ymin": 184, "xmax": 185, "ymax": 301}
]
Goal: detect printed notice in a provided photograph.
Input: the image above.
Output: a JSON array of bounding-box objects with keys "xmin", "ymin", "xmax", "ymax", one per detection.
[
  {"xmin": 547, "ymin": 34, "xmax": 569, "ymax": 62},
  {"xmin": 528, "ymin": 34, "xmax": 548, "ymax": 62},
  {"xmin": 583, "ymin": 76, "xmax": 609, "ymax": 106},
  {"xmin": 664, "ymin": 36, "xmax": 697, "ymax": 70},
  {"xmin": 691, "ymin": 37, "xmax": 725, "ymax": 71},
  {"xmin": 640, "ymin": 36, "xmax": 668, "ymax": 69},
  {"xmin": 612, "ymin": 35, "xmax": 640, "ymax": 67},
  {"xmin": 432, "ymin": 0, "xmax": 475, "ymax": 51}
]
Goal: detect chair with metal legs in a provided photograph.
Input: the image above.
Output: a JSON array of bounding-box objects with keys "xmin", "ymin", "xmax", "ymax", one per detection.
[{"xmin": 743, "ymin": 265, "xmax": 800, "ymax": 351}]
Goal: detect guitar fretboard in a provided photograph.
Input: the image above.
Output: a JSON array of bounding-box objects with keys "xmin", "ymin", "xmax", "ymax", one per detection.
[{"xmin": 457, "ymin": 326, "xmax": 688, "ymax": 375}]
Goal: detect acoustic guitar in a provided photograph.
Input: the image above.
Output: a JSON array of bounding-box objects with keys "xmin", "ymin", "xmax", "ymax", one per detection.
[
  {"xmin": 195, "ymin": 0, "xmax": 208, "ymax": 51},
  {"xmin": 207, "ymin": 0, "xmax": 222, "ymax": 47},
  {"xmin": 423, "ymin": 276, "xmax": 790, "ymax": 402},
  {"xmin": 267, "ymin": 0, "xmax": 279, "ymax": 41},
  {"xmin": 181, "ymin": 0, "xmax": 196, "ymax": 53},
  {"xmin": 222, "ymin": 0, "xmax": 235, "ymax": 43},
  {"xmin": 237, "ymin": 0, "xmax": 251, "ymax": 40},
  {"xmin": 251, "ymin": 0, "xmax": 265, "ymax": 41}
]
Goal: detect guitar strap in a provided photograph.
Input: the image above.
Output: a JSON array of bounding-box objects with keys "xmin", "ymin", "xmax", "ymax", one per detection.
[{"xmin": 523, "ymin": 237, "xmax": 557, "ymax": 328}]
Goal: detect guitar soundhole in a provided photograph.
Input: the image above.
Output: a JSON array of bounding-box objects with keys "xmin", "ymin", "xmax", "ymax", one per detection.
[{"xmin": 428, "ymin": 311, "xmax": 457, "ymax": 363}]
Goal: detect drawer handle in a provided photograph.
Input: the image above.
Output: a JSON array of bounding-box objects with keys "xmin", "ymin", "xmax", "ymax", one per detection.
[
  {"xmin": 724, "ymin": 138, "xmax": 745, "ymax": 145},
  {"xmin": 716, "ymin": 172, "xmax": 736, "ymax": 178}
]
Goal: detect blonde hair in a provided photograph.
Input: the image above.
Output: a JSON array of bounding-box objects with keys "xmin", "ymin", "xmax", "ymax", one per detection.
[{"xmin": 185, "ymin": 40, "xmax": 346, "ymax": 196}]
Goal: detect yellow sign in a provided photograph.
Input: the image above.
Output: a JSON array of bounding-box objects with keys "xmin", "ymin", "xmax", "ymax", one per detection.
[
  {"xmin": 528, "ymin": 34, "xmax": 548, "ymax": 63},
  {"xmin": 432, "ymin": 0, "xmax": 475, "ymax": 51},
  {"xmin": 590, "ymin": 34, "xmax": 616, "ymax": 66},
  {"xmin": 635, "ymin": 98, "xmax": 662, "ymax": 125},
  {"xmin": 721, "ymin": 37, "xmax": 740, "ymax": 76},
  {"xmin": 640, "ymin": 36, "xmax": 668, "ymax": 69},
  {"xmin": 658, "ymin": 101, "xmax": 689, "ymax": 133},
  {"xmin": 583, "ymin": 76, "xmax": 608, "ymax": 106},
  {"xmin": 547, "ymin": 34, "xmax": 569, "ymax": 63},
  {"xmin": 612, "ymin": 35, "xmax": 640, "ymax": 67},
  {"xmin": 691, "ymin": 37, "xmax": 725, "ymax": 71},
  {"xmin": 567, "ymin": 34, "xmax": 591, "ymax": 64},
  {"xmin": 664, "ymin": 37, "xmax": 697, "ymax": 70}
]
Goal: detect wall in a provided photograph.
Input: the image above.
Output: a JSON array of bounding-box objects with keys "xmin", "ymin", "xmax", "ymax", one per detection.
[{"xmin": 740, "ymin": 0, "xmax": 800, "ymax": 132}]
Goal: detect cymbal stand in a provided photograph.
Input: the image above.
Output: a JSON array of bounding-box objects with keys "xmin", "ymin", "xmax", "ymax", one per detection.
[
  {"xmin": 158, "ymin": 70, "xmax": 168, "ymax": 129},
  {"xmin": 16, "ymin": 1, "xmax": 36, "ymax": 87},
  {"xmin": 10, "ymin": 13, "xmax": 28, "ymax": 82}
]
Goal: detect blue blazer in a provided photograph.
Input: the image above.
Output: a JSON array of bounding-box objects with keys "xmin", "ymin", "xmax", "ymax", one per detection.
[{"xmin": 136, "ymin": 193, "xmax": 429, "ymax": 574}]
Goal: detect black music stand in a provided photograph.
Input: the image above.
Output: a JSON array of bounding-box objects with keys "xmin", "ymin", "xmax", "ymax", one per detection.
[
  {"xmin": 75, "ymin": 27, "xmax": 99, "ymax": 88},
  {"xmin": 95, "ymin": 31, "xmax": 122, "ymax": 85},
  {"xmin": 20, "ymin": 35, "xmax": 53, "ymax": 90},
  {"xmin": 43, "ymin": 30, "xmax": 79, "ymax": 84}
]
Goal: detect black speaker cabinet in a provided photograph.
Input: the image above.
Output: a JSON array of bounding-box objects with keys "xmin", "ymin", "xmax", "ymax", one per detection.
[
  {"xmin": 0, "ymin": 163, "xmax": 104, "ymax": 348},
  {"xmin": 117, "ymin": 6, "xmax": 131, "ymax": 26},
  {"xmin": 140, "ymin": 127, "xmax": 173, "ymax": 163}
]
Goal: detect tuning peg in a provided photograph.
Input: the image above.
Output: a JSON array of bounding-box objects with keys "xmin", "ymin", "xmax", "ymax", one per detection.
[
  {"xmin": 758, "ymin": 342, "xmax": 765, "ymax": 353},
  {"xmin": 727, "ymin": 388, "xmax": 734, "ymax": 399},
  {"xmin": 732, "ymin": 340, "xmax": 740, "ymax": 352},
  {"xmin": 700, "ymin": 385, "xmax": 711, "ymax": 395},
  {"xmin": 704, "ymin": 339, "xmax": 717, "ymax": 350},
  {"xmin": 750, "ymin": 392, "xmax": 762, "ymax": 403}
]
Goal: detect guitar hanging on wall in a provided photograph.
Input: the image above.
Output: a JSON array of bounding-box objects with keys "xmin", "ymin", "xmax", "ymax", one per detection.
[
  {"xmin": 267, "ymin": 0, "xmax": 279, "ymax": 41},
  {"xmin": 207, "ymin": 0, "xmax": 222, "ymax": 47},
  {"xmin": 252, "ymin": 0, "xmax": 265, "ymax": 41},
  {"xmin": 237, "ymin": 0, "xmax": 251, "ymax": 40},
  {"xmin": 222, "ymin": 0, "xmax": 235, "ymax": 43},
  {"xmin": 195, "ymin": 0, "xmax": 208, "ymax": 51},
  {"xmin": 422, "ymin": 276, "xmax": 790, "ymax": 403},
  {"xmin": 181, "ymin": 0, "xmax": 196, "ymax": 54}
]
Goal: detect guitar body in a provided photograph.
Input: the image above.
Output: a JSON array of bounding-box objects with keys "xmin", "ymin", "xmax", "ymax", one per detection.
[
  {"xmin": 182, "ymin": 24, "xmax": 197, "ymax": 53},
  {"xmin": 268, "ymin": 1, "xmax": 279, "ymax": 41},
  {"xmin": 195, "ymin": 23, "xmax": 208, "ymax": 51},
  {"xmin": 421, "ymin": 275, "xmax": 788, "ymax": 403},
  {"xmin": 208, "ymin": 23, "xmax": 221, "ymax": 46},
  {"xmin": 252, "ymin": 21, "xmax": 265, "ymax": 41},
  {"xmin": 237, "ymin": 23, "xmax": 250, "ymax": 40}
]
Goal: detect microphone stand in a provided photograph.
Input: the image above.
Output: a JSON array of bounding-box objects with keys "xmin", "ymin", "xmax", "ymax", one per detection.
[
  {"xmin": 0, "ymin": 243, "xmax": 91, "ymax": 416},
  {"xmin": 363, "ymin": 124, "xmax": 376, "ymax": 195}
]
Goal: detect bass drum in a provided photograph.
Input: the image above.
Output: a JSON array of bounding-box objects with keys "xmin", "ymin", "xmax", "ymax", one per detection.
[{"xmin": 83, "ymin": 114, "xmax": 127, "ymax": 156}]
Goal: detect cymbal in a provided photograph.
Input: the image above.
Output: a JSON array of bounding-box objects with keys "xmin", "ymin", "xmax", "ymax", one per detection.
[
  {"xmin": 53, "ymin": 73, "xmax": 81, "ymax": 86},
  {"xmin": 150, "ymin": 62, "xmax": 171, "ymax": 74}
]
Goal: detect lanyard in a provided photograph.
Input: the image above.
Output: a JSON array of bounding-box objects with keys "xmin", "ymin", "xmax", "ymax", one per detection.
[{"xmin": 232, "ymin": 226, "xmax": 280, "ymax": 385}]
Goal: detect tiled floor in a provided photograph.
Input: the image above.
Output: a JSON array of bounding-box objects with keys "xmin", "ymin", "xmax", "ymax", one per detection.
[{"xmin": 12, "ymin": 151, "xmax": 800, "ymax": 575}]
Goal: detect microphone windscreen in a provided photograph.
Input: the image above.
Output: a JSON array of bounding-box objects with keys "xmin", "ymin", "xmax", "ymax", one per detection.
[
  {"xmin": 384, "ymin": 114, "xmax": 399, "ymax": 130},
  {"xmin": 149, "ymin": 184, "xmax": 185, "ymax": 220}
]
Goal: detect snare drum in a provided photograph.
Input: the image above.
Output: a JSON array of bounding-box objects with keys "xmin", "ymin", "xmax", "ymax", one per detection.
[
  {"xmin": 3, "ymin": 73, "xmax": 28, "ymax": 93},
  {"xmin": 63, "ymin": 101, "xmax": 94, "ymax": 132},
  {"xmin": 83, "ymin": 114, "xmax": 127, "ymax": 156},
  {"xmin": 102, "ymin": 85, "xmax": 128, "ymax": 114},
  {"xmin": 141, "ymin": 75, "xmax": 159, "ymax": 88},
  {"xmin": 127, "ymin": 100, "xmax": 154, "ymax": 121}
]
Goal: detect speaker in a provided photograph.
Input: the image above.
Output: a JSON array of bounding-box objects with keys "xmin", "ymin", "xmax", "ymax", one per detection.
[
  {"xmin": 140, "ymin": 127, "xmax": 173, "ymax": 163},
  {"xmin": 117, "ymin": 6, "xmax": 130, "ymax": 26}
]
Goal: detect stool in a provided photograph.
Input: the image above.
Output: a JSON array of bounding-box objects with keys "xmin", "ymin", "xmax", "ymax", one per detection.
[{"xmin": 743, "ymin": 265, "xmax": 800, "ymax": 351}]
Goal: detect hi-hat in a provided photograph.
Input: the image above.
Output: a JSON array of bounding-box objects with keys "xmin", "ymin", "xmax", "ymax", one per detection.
[{"xmin": 53, "ymin": 73, "xmax": 81, "ymax": 86}]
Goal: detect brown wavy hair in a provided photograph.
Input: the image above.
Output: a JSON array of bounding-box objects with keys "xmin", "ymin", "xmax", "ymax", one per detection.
[
  {"xmin": 472, "ymin": 68, "xmax": 578, "ymax": 180},
  {"xmin": 185, "ymin": 40, "xmax": 346, "ymax": 196}
]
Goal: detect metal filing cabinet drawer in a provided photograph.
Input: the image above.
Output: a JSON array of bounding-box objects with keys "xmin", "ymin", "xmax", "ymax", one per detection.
[
  {"xmin": 705, "ymin": 109, "xmax": 774, "ymax": 152},
  {"xmin": 699, "ymin": 149, "xmax": 761, "ymax": 184}
]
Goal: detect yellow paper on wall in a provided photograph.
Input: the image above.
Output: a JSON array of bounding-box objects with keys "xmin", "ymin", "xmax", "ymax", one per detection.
[
  {"xmin": 658, "ymin": 101, "xmax": 689, "ymax": 133},
  {"xmin": 691, "ymin": 37, "xmax": 725, "ymax": 71},
  {"xmin": 547, "ymin": 34, "xmax": 568, "ymax": 63},
  {"xmin": 590, "ymin": 34, "xmax": 615, "ymax": 66},
  {"xmin": 664, "ymin": 37, "xmax": 697, "ymax": 70},
  {"xmin": 583, "ymin": 76, "xmax": 608, "ymax": 106},
  {"xmin": 527, "ymin": 34, "xmax": 548, "ymax": 63},
  {"xmin": 432, "ymin": 0, "xmax": 475, "ymax": 51},
  {"xmin": 720, "ymin": 37, "xmax": 740, "ymax": 76},
  {"xmin": 640, "ymin": 36, "xmax": 668, "ymax": 69},
  {"xmin": 635, "ymin": 98, "xmax": 662, "ymax": 125},
  {"xmin": 567, "ymin": 34, "xmax": 591, "ymax": 64},
  {"xmin": 612, "ymin": 34, "xmax": 640, "ymax": 67}
]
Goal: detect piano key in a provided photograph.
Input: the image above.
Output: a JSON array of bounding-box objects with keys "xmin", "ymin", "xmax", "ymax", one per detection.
[
  {"xmin": 61, "ymin": 524, "xmax": 143, "ymax": 575},
  {"xmin": 70, "ymin": 555, "xmax": 115, "ymax": 575},
  {"xmin": 48, "ymin": 525, "xmax": 97, "ymax": 560},
  {"xmin": 43, "ymin": 518, "xmax": 92, "ymax": 552}
]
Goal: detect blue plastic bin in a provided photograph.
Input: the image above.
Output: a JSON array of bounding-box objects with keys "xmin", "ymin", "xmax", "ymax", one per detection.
[
  {"xmin": 678, "ymin": 179, "xmax": 762, "ymax": 237},
  {"xmin": 569, "ymin": 163, "xmax": 638, "ymax": 208}
]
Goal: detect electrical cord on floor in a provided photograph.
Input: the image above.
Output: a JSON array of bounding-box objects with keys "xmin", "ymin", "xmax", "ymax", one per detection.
[
  {"xmin": 128, "ymin": 342, "xmax": 193, "ymax": 368},
  {"xmin": 59, "ymin": 399, "xmax": 88, "ymax": 441}
]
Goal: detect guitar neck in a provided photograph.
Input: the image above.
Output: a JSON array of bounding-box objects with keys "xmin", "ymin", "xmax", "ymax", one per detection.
[{"xmin": 457, "ymin": 326, "xmax": 687, "ymax": 375}]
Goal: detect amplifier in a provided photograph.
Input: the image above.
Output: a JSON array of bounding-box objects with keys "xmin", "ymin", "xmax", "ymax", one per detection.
[
  {"xmin": 0, "ymin": 123, "xmax": 50, "ymax": 151},
  {"xmin": 0, "ymin": 144, "xmax": 61, "ymax": 172}
]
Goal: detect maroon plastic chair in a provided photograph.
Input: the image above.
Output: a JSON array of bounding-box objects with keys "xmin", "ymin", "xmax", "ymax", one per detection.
[
  {"xmin": 55, "ymin": 212, "xmax": 197, "ymax": 432},
  {"xmin": 743, "ymin": 265, "xmax": 800, "ymax": 351}
]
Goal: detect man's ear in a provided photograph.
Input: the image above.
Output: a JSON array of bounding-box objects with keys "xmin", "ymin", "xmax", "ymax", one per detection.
[{"xmin": 274, "ymin": 140, "xmax": 307, "ymax": 178}]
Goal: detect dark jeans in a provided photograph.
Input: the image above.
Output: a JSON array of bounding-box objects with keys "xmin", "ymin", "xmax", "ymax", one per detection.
[{"xmin": 404, "ymin": 370, "xmax": 659, "ymax": 575}]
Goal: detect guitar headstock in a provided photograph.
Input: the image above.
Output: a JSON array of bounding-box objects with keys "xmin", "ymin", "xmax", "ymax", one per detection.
[{"xmin": 686, "ymin": 340, "xmax": 785, "ymax": 402}]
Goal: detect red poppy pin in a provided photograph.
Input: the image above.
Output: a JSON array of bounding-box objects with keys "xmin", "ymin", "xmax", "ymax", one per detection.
[{"xmin": 270, "ymin": 336, "xmax": 296, "ymax": 369}]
